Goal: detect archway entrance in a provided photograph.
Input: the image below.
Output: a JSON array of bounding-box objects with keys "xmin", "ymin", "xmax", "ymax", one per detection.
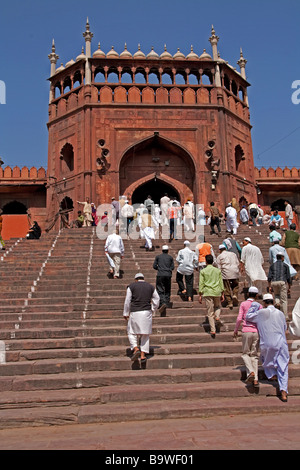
[
  {"xmin": 119, "ymin": 134, "xmax": 195, "ymax": 203},
  {"xmin": 2, "ymin": 200, "xmax": 27, "ymax": 214},
  {"xmin": 59, "ymin": 196, "xmax": 74, "ymax": 225},
  {"xmin": 132, "ymin": 178, "xmax": 180, "ymax": 205},
  {"xmin": 271, "ymin": 199, "xmax": 292, "ymax": 211}
]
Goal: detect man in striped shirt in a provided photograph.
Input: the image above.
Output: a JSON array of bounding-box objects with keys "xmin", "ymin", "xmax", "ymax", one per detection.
[
  {"xmin": 267, "ymin": 252, "xmax": 291, "ymax": 319},
  {"xmin": 233, "ymin": 286, "xmax": 261, "ymax": 387}
]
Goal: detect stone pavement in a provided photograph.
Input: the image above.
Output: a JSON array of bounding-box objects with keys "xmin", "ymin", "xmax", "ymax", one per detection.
[{"xmin": 0, "ymin": 412, "xmax": 299, "ymax": 450}]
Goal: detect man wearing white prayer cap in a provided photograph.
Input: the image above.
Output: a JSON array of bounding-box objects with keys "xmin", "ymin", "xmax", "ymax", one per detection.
[
  {"xmin": 153, "ymin": 245, "xmax": 174, "ymax": 315},
  {"xmin": 246, "ymin": 292, "xmax": 289, "ymax": 402},
  {"xmin": 217, "ymin": 243, "xmax": 240, "ymax": 309},
  {"xmin": 123, "ymin": 273, "xmax": 160, "ymax": 364},
  {"xmin": 267, "ymin": 251, "xmax": 291, "ymax": 319},
  {"xmin": 233, "ymin": 286, "xmax": 261, "ymax": 387},
  {"xmin": 176, "ymin": 240, "xmax": 198, "ymax": 303},
  {"xmin": 241, "ymin": 237, "xmax": 267, "ymax": 294}
]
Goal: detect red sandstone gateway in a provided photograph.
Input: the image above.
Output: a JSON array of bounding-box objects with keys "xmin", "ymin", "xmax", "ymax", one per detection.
[{"xmin": 46, "ymin": 21, "xmax": 256, "ymax": 229}]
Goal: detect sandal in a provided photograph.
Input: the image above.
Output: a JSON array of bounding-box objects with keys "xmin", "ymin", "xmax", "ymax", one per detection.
[
  {"xmin": 131, "ymin": 349, "xmax": 140, "ymax": 361},
  {"xmin": 246, "ymin": 373, "xmax": 255, "ymax": 383}
]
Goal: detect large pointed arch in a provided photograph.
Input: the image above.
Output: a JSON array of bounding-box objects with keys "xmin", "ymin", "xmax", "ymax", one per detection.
[
  {"xmin": 119, "ymin": 133, "xmax": 196, "ymax": 202},
  {"xmin": 124, "ymin": 172, "xmax": 193, "ymax": 204}
]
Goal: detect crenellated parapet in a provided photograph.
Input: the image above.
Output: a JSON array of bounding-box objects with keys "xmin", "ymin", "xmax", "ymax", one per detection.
[
  {"xmin": 0, "ymin": 166, "xmax": 47, "ymax": 182},
  {"xmin": 255, "ymin": 167, "xmax": 300, "ymax": 180}
]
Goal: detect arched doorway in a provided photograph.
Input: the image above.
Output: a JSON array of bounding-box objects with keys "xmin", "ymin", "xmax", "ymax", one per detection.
[
  {"xmin": 59, "ymin": 196, "xmax": 74, "ymax": 225},
  {"xmin": 132, "ymin": 178, "xmax": 180, "ymax": 205},
  {"xmin": 271, "ymin": 199, "xmax": 292, "ymax": 211},
  {"xmin": 119, "ymin": 134, "xmax": 196, "ymax": 203},
  {"xmin": 60, "ymin": 196, "xmax": 73, "ymax": 212},
  {"xmin": 2, "ymin": 200, "xmax": 27, "ymax": 214}
]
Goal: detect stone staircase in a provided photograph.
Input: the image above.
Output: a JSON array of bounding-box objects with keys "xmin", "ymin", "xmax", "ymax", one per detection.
[{"xmin": 0, "ymin": 223, "xmax": 300, "ymax": 429}]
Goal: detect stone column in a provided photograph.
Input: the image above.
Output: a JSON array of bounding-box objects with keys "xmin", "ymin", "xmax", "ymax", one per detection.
[
  {"xmin": 83, "ymin": 18, "xmax": 94, "ymax": 85},
  {"xmin": 209, "ymin": 26, "xmax": 222, "ymax": 89},
  {"xmin": 48, "ymin": 40, "xmax": 59, "ymax": 103},
  {"xmin": 237, "ymin": 49, "xmax": 249, "ymax": 106}
]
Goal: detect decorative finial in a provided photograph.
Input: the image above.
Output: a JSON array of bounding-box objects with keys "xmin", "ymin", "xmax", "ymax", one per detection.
[
  {"xmin": 48, "ymin": 39, "xmax": 59, "ymax": 76},
  {"xmin": 209, "ymin": 25, "xmax": 219, "ymax": 43},
  {"xmin": 237, "ymin": 47, "xmax": 247, "ymax": 79},
  {"xmin": 83, "ymin": 18, "xmax": 93, "ymax": 40},
  {"xmin": 209, "ymin": 25, "xmax": 219, "ymax": 61}
]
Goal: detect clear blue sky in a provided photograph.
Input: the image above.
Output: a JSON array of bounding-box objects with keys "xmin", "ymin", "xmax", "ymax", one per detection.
[{"xmin": 0, "ymin": 0, "xmax": 299, "ymax": 170}]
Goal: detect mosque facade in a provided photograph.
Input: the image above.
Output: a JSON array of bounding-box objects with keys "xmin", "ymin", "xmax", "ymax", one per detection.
[
  {"xmin": 45, "ymin": 21, "xmax": 257, "ymax": 228},
  {"xmin": 0, "ymin": 21, "xmax": 299, "ymax": 238}
]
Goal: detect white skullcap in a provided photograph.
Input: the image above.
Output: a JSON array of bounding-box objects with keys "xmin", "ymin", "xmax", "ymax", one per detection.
[
  {"xmin": 162, "ymin": 245, "xmax": 169, "ymax": 251},
  {"xmin": 263, "ymin": 293, "xmax": 273, "ymax": 301},
  {"xmin": 135, "ymin": 273, "xmax": 144, "ymax": 279},
  {"xmin": 248, "ymin": 286, "xmax": 259, "ymax": 294}
]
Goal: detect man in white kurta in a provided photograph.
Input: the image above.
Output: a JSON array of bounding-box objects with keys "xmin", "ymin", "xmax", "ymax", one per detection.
[
  {"xmin": 225, "ymin": 204, "xmax": 238, "ymax": 235},
  {"xmin": 160, "ymin": 194, "xmax": 170, "ymax": 226},
  {"xmin": 289, "ymin": 297, "xmax": 300, "ymax": 337},
  {"xmin": 241, "ymin": 237, "xmax": 267, "ymax": 293},
  {"xmin": 123, "ymin": 273, "xmax": 160, "ymax": 363},
  {"xmin": 77, "ymin": 198, "xmax": 93, "ymax": 226},
  {"xmin": 246, "ymin": 293, "xmax": 289, "ymax": 401},
  {"xmin": 104, "ymin": 230, "xmax": 125, "ymax": 278},
  {"xmin": 183, "ymin": 202, "xmax": 195, "ymax": 232},
  {"xmin": 141, "ymin": 211, "xmax": 155, "ymax": 250}
]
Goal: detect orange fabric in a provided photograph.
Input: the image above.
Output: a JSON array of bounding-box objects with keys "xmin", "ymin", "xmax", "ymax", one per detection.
[
  {"xmin": 168, "ymin": 207, "xmax": 178, "ymax": 219},
  {"xmin": 196, "ymin": 242, "xmax": 212, "ymax": 263},
  {"xmin": 1, "ymin": 215, "xmax": 29, "ymax": 240}
]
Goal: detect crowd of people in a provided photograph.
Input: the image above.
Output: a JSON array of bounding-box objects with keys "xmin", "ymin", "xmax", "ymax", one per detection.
[
  {"xmin": 0, "ymin": 191, "xmax": 298, "ymax": 403},
  {"xmin": 48, "ymin": 192, "xmax": 299, "ymax": 402},
  {"xmin": 73, "ymin": 195, "xmax": 296, "ymax": 245},
  {"xmin": 113, "ymin": 195, "xmax": 300, "ymax": 403}
]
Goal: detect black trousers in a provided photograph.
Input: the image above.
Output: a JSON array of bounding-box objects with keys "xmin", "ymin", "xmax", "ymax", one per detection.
[
  {"xmin": 169, "ymin": 218, "xmax": 176, "ymax": 239},
  {"xmin": 210, "ymin": 216, "xmax": 221, "ymax": 233},
  {"xmin": 176, "ymin": 272, "xmax": 194, "ymax": 299},
  {"xmin": 156, "ymin": 276, "xmax": 172, "ymax": 306}
]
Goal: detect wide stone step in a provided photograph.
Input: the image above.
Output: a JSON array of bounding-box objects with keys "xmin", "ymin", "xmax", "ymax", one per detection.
[
  {"xmin": 0, "ymin": 312, "xmax": 239, "ymax": 328},
  {"xmin": 0, "ymin": 353, "xmax": 248, "ymax": 377},
  {"xmin": 0, "ymin": 321, "xmax": 247, "ymax": 341},
  {"xmin": 0, "ymin": 378, "xmax": 299, "ymax": 410},
  {"xmin": 1, "ymin": 332, "xmax": 244, "ymax": 357},
  {"xmin": 0, "ymin": 394, "xmax": 300, "ymax": 429},
  {"xmin": 3, "ymin": 339, "xmax": 299, "ymax": 363},
  {"xmin": 0, "ymin": 351, "xmax": 298, "ymax": 378},
  {"xmin": 0, "ymin": 361, "xmax": 299, "ymax": 392}
]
